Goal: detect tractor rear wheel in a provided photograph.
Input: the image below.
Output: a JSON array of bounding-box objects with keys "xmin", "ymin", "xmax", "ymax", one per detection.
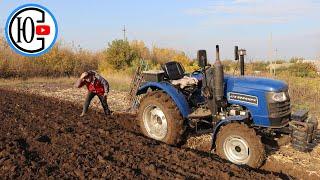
[
  {"xmin": 216, "ymin": 123, "xmax": 265, "ymax": 168},
  {"xmin": 138, "ymin": 91, "xmax": 185, "ymax": 145}
]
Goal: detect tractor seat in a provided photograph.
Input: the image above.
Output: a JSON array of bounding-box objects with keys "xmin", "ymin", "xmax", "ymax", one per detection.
[
  {"xmin": 162, "ymin": 61, "xmax": 198, "ymax": 89},
  {"xmin": 162, "ymin": 61, "xmax": 185, "ymax": 80}
]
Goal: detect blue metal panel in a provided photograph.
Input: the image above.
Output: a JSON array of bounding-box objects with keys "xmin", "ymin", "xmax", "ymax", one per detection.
[
  {"xmin": 224, "ymin": 75, "xmax": 288, "ymax": 127},
  {"xmin": 226, "ymin": 86, "xmax": 270, "ymax": 126},
  {"xmin": 224, "ymin": 75, "xmax": 288, "ymax": 92},
  {"xmin": 137, "ymin": 82, "xmax": 190, "ymax": 118}
]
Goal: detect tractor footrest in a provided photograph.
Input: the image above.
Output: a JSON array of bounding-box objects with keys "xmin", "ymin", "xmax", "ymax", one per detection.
[{"xmin": 188, "ymin": 108, "xmax": 212, "ymax": 119}]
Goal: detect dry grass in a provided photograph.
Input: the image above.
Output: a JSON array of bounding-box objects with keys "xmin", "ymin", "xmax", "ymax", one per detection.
[
  {"xmin": 101, "ymin": 71, "xmax": 131, "ymax": 91},
  {"xmin": 0, "ymin": 73, "xmax": 132, "ymax": 92},
  {"xmin": 275, "ymin": 75, "xmax": 320, "ymax": 118},
  {"xmin": 0, "ymin": 77, "xmax": 76, "ymax": 87}
]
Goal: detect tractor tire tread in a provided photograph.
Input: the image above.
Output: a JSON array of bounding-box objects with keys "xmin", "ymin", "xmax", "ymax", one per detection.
[{"xmin": 137, "ymin": 91, "xmax": 185, "ymax": 145}]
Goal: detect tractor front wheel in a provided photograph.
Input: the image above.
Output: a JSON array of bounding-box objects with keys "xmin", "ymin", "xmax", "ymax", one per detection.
[
  {"xmin": 138, "ymin": 91, "xmax": 185, "ymax": 145},
  {"xmin": 216, "ymin": 123, "xmax": 265, "ymax": 168}
]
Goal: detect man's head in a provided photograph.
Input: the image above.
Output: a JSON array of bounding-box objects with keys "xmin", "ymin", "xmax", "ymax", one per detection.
[{"xmin": 82, "ymin": 71, "xmax": 95, "ymax": 82}]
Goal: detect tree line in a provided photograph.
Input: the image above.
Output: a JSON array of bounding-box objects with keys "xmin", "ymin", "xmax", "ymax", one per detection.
[
  {"xmin": 0, "ymin": 35, "xmax": 318, "ymax": 78},
  {"xmin": 0, "ymin": 37, "xmax": 197, "ymax": 78}
]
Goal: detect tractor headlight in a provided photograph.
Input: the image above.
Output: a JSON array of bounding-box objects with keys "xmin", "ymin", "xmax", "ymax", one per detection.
[{"xmin": 271, "ymin": 92, "xmax": 287, "ymax": 102}]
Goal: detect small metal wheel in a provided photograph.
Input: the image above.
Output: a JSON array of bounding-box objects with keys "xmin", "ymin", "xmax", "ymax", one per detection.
[
  {"xmin": 223, "ymin": 135, "xmax": 250, "ymax": 164},
  {"xmin": 216, "ymin": 123, "xmax": 265, "ymax": 168},
  {"xmin": 142, "ymin": 105, "xmax": 168, "ymax": 140}
]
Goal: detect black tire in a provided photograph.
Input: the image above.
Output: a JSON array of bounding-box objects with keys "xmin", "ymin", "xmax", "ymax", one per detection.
[
  {"xmin": 216, "ymin": 123, "xmax": 265, "ymax": 168},
  {"xmin": 137, "ymin": 91, "xmax": 185, "ymax": 145}
]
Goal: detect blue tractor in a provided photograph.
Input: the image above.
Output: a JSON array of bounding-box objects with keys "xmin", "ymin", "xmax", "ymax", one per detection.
[{"xmin": 131, "ymin": 45, "xmax": 318, "ymax": 168}]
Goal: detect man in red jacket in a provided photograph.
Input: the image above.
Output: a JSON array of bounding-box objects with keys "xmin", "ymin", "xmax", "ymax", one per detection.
[{"xmin": 75, "ymin": 70, "xmax": 111, "ymax": 117}]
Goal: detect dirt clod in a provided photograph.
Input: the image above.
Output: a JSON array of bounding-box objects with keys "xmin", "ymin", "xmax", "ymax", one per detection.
[{"xmin": 36, "ymin": 135, "xmax": 51, "ymax": 144}]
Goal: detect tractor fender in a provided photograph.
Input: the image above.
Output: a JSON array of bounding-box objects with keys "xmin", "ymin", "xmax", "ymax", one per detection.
[
  {"xmin": 137, "ymin": 82, "xmax": 190, "ymax": 118},
  {"xmin": 211, "ymin": 115, "xmax": 249, "ymax": 149}
]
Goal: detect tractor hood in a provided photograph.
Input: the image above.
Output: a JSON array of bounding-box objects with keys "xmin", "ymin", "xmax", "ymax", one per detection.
[{"xmin": 224, "ymin": 75, "xmax": 288, "ymax": 92}]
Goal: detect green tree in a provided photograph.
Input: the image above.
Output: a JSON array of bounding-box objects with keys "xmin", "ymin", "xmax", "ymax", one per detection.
[
  {"xmin": 104, "ymin": 39, "xmax": 138, "ymax": 70},
  {"xmin": 130, "ymin": 40, "xmax": 150, "ymax": 60}
]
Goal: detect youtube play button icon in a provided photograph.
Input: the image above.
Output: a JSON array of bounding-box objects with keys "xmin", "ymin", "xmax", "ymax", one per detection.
[{"xmin": 36, "ymin": 25, "xmax": 50, "ymax": 35}]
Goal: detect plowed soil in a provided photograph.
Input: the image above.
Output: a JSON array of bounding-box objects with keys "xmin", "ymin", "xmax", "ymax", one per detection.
[{"xmin": 0, "ymin": 89, "xmax": 286, "ymax": 179}]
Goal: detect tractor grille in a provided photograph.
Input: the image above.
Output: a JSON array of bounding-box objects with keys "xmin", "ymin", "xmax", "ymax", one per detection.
[
  {"xmin": 268, "ymin": 100, "xmax": 291, "ymax": 127},
  {"xmin": 268, "ymin": 100, "xmax": 291, "ymax": 118}
]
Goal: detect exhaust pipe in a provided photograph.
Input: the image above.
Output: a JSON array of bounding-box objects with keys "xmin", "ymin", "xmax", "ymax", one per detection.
[
  {"xmin": 214, "ymin": 45, "xmax": 224, "ymax": 102},
  {"xmin": 234, "ymin": 46, "xmax": 239, "ymax": 60},
  {"xmin": 238, "ymin": 49, "xmax": 246, "ymax": 76}
]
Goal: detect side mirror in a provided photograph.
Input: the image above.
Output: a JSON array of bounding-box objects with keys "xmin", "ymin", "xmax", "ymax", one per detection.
[
  {"xmin": 197, "ymin": 50, "xmax": 207, "ymax": 68},
  {"xmin": 234, "ymin": 46, "xmax": 239, "ymax": 60}
]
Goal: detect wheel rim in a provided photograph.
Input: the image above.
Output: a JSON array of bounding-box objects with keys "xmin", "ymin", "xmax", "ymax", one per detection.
[
  {"xmin": 142, "ymin": 104, "xmax": 168, "ymax": 140},
  {"xmin": 223, "ymin": 135, "xmax": 250, "ymax": 164}
]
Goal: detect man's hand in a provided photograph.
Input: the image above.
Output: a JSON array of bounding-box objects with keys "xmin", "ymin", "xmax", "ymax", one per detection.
[
  {"xmin": 80, "ymin": 72, "xmax": 88, "ymax": 79},
  {"xmin": 75, "ymin": 72, "xmax": 88, "ymax": 88}
]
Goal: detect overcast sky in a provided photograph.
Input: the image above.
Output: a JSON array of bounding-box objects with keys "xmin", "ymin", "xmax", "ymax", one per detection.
[{"xmin": 1, "ymin": 0, "xmax": 320, "ymax": 61}]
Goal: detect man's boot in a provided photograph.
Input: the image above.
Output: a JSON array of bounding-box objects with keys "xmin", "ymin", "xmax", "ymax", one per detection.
[
  {"xmin": 105, "ymin": 109, "xmax": 112, "ymax": 116},
  {"xmin": 80, "ymin": 112, "xmax": 85, "ymax": 117}
]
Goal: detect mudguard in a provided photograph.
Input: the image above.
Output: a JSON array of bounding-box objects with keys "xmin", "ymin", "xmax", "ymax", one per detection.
[
  {"xmin": 211, "ymin": 115, "xmax": 248, "ymax": 149},
  {"xmin": 136, "ymin": 82, "xmax": 190, "ymax": 118}
]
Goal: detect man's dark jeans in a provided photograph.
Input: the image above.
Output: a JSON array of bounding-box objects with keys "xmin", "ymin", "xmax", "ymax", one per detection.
[{"xmin": 83, "ymin": 91, "xmax": 111, "ymax": 115}]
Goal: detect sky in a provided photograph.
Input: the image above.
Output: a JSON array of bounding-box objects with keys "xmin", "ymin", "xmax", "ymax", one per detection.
[{"xmin": 1, "ymin": 0, "xmax": 320, "ymax": 61}]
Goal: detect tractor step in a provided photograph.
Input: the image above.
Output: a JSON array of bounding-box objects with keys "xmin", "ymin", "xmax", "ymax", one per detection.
[{"xmin": 188, "ymin": 108, "xmax": 212, "ymax": 119}]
